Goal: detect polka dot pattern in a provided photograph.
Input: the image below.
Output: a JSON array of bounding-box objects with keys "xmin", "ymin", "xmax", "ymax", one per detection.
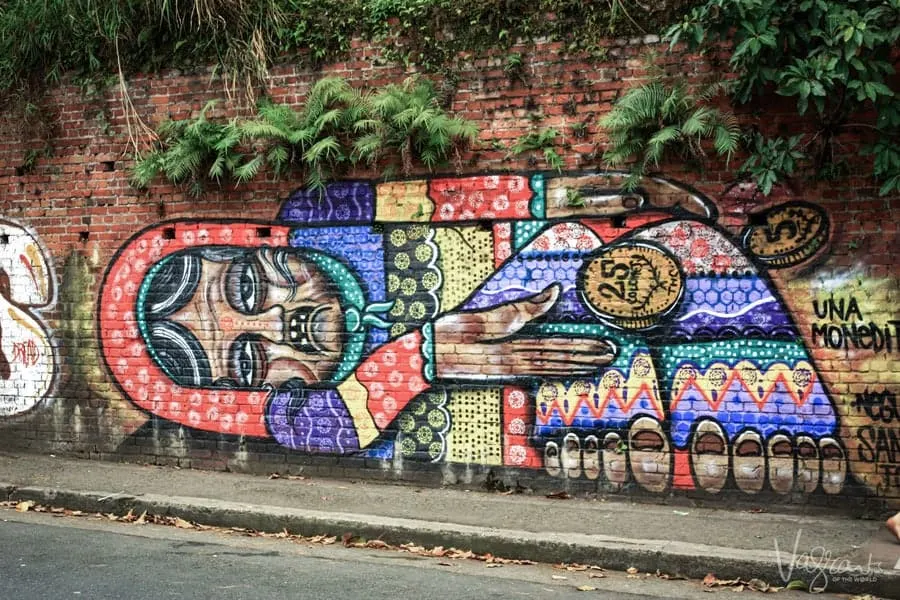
[
  {"xmin": 429, "ymin": 175, "xmax": 533, "ymax": 222},
  {"xmin": 503, "ymin": 386, "xmax": 539, "ymax": 468},
  {"xmin": 383, "ymin": 224, "xmax": 441, "ymax": 338},
  {"xmin": 396, "ymin": 390, "xmax": 450, "ymax": 462},
  {"xmin": 358, "ymin": 331, "xmax": 430, "ymax": 429}
]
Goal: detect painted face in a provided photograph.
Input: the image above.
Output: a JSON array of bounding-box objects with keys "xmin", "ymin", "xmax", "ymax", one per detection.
[{"xmin": 167, "ymin": 247, "xmax": 345, "ymax": 387}]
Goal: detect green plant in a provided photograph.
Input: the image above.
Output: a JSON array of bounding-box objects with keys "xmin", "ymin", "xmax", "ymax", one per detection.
[
  {"xmin": 354, "ymin": 76, "xmax": 478, "ymax": 176},
  {"xmin": 740, "ymin": 133, "xmax": 805, "ymax": 196},
  {"xmin": 509, "ymin": 127, "xmax": 564, "ymax": 171},
  {"xmin": 571, "ymin": 121, "xmax": 588, "ymax": 139},
  {"xmin": 130, "ymin": 100, "xmax": 243, "ymax": 196},
  {"xmin": 241, "ymin": 77, "xmax": 373, "ymax": 189},
  {"xmin": 565, "ymin": 187, "xmax": 586, "ymax": 207},
  {"xmin": 132, "ymin": 75, "xmax": 479, "ymax": 192},
  {"xmin": 666, "ymin": 0, "xmax": 900, "ymax": 195},
  {"xmin": 503, "ymin": 52, "xmax": 525, "ymax": 83},
  {"xmin": 600, "ymin": 80, "xmax": 740, "ymax": 189}
]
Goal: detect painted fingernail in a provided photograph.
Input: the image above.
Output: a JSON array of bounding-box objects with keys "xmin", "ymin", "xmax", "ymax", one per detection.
[{"xmin": 533, "ymin": 284, "xmax": 558, "ymax": 303}]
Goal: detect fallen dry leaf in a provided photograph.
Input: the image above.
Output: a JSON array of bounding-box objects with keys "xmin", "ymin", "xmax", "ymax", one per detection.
[
  {"xmin": 655, "ymin": 570, "xmax": 687, "ymax": 581},
  {"xmin": 746, "ymin": 578, "xmax": 773, "ymax": 592},
  {"xmin": 626, "ymin": 567, "xmax": 638, "ymax": 575},
  {"xmin": 545, "ymin": 491, "xmax": 571, "ymax": 500},
  {"xmin": 366, "ymin": 540, "xmax": 390, "ymax": 549},
  {"xmin": 173, "ymin": 517, "xmax": 194, "ymax": 529},
  {"xmin": 15, "ymin": 501, "xmax": 35, "ymax": 512},
  {"xmin": 437, "ymin": 562, "xmax": 453, "ymax": 567},
  {"xmin": 485, "ymin": 563, "xmax": 501, "ymax": 568},
  {"xmin": 551, "ymin": 575, "xmax": 568, "ymax": 580},
  {"xmin": 557, "ymin": 563, "xmax": 588, "ymax": 571},
  {"xmin": 575, "ymin": 585, "xmax": 597, "ymax": 592},
  {"xmin": 135, "ymin": 511, "xmax": 147, "ymax": 525},
  {"xmin": 589, "ymin": 573, "xmax": 606, "ymax": 579}
]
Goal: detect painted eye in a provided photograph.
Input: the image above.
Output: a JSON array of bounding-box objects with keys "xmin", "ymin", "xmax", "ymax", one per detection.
[
  {"xmin": 226, "ymin": 260, "xmax": 264, "ymax": 314},
  {"xmin": 229, "ymin": 335, "xmax": 266, "ymax": 388}
]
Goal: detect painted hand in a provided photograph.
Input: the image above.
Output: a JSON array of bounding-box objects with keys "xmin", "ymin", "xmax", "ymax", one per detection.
[{"xmin": 432, "ymin": 284, "xmax": 616, "ymax": 381}]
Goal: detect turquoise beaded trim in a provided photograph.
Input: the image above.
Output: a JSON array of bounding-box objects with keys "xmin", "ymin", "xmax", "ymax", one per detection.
[
  {"xmin": 529, "ymin": 174, "xmax": 546, "ymax": 219},
  {"xmin": 421, "ymin": 321, "xmax": 436, "ymax": 382},
  {"xmin": 136, "ymin": 256, "xmax": 172, "ymax": 379}
]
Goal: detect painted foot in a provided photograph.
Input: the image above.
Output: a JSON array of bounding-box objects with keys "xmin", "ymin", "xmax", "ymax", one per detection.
[
  {"xmin": 887, "ymin": 513, "xmax": 900, "ymax": 543},
  {"xmin": 683, "ymin": 426, "xmax": 847, "ymax": 495},
  {"xmin": 627, "ymin": 416, "xmax": 670, "ymax": 493}
]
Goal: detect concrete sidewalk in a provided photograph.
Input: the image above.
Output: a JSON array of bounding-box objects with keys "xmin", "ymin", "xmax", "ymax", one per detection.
[{"xmin": 1, "ymin": 452, "xmax": 897, "ymax": 598}]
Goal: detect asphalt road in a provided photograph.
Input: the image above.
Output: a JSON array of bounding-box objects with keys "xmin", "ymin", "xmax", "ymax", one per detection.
[{"xmin": 0, "ymin": 509, "xmax": 843, "ymax": 600}]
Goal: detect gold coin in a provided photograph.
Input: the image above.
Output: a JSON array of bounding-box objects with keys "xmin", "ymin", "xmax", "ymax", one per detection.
[
  {"xmin": 580, "ymin": 242, "xmax": 684, "ymax": 329},
  {"xmin": 742, "ymin": 202, "xmax": 828, "ymax": 268}
]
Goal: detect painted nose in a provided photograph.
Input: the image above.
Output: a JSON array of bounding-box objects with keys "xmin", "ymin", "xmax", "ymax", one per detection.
[{"xmin": 226, "ymin": 305, "xmax": 284, "ymax": 340}]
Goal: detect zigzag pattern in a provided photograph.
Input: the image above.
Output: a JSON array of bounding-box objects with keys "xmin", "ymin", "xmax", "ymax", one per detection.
[
  {"xmin": 669, "ymin": 360, "xmax": 817, "ymax": 412},
  {"xmin": 535, "ymin": 351, "xmax": 665, "ymax": 427},
  {"xmin": 536, "ymin": 381, "xmax": 664, "ymax": 425}
]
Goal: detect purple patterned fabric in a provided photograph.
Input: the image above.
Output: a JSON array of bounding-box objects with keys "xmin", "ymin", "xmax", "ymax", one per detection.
[
  {"xmin": 670, "ymin": 303, "xmax": 797, "ymax": 340},
  {"xmin": 667, "ymin": 276, "xmax": 797, "ymax": 340},
  {"xmin": 278, "ymin": 181, "xmax": 375, "ymax": 224},
  {"xmin": 462, "ymin": 251, "xmax": 586, "ymax": 311},
  {"xmin": 266, "ymin": 388, "xmax": 360, "ymax": 453}
]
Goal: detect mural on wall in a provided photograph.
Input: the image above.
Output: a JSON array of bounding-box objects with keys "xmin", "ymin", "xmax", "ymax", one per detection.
[
  {"xmin": 784, "ymin": 267, "xmax": 900, "ymax": 500},
  {"xmin": 98, "ymin": 171, "xmax": 852, "ymax": 496},
  {"xmin": 0, "ymin": 218, "xmax": 57, "ymax": 417}
]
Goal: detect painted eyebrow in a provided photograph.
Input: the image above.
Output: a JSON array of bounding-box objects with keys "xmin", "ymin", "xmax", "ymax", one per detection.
[{"xmin": 257, "ymin": 248, "xmax": 300, "ymax": 302}]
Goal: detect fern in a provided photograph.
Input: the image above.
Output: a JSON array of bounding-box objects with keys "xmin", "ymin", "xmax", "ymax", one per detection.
[
  {"xmin": 358, "ymin": 76, "xmax": 477, "ymax": 175},
  {"xmin": 601, "ymin": 79, "xmax": 740, "ymax": 189},
  {"xmin": 508, "ymin": 127, "xmax": 563, "ymax": 171},
  {"xmin": 131, "ymin": 75, "xmax": 479, "ymax": 192}
]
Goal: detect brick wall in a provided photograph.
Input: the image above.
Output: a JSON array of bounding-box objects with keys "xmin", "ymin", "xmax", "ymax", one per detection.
[{"xmin": 0, "ymin": 38, "xmax": 897, "ymax": 510}]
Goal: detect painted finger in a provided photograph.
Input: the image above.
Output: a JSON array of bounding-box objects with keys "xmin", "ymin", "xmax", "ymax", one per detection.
[{"xmin": 481, "ymin": 284, "xmax": 561, "ymax": 338}]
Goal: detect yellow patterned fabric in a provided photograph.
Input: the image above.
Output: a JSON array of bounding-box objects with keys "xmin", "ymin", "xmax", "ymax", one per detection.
[
  {"xmin": 433, "ymin": 226, "xmax": 495, "ymax": 312},
  {"xmin": 375, "ymin": 181, "xmax": 432, "ymax": 221},
  {"xmin": 446, "ymin": 389, "xmax": 502, "ymax": 465}
]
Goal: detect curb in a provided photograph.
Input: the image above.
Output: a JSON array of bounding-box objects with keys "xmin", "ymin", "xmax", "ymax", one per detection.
[{"xmin": 5, "ymin": 484, "xmax": 898, "ymax": 599}]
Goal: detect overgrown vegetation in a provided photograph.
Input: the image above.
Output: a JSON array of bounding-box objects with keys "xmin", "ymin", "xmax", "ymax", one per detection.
[
  {"xmin": 0, "ymin": 0, "xmax": 690, "ymax": 106},
  {"xmin": 3, "ymin": 1, "xmax": 897, "ymax": 198},
  {"xmin": 601, "ymin": 81, "xmax": 740, "ymax": 189},
  {"xmin": 662, "ymin": 0, "xmax": 900, "ymax": 195},
  {"xmin": 131, "ymin": 76, "xmax": 477, "ymax": 194}
]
